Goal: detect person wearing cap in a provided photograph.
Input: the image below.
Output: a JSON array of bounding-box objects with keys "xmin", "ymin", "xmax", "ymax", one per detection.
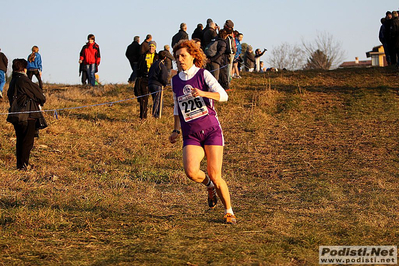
[
  {"xmin": 0, "ymin": 48, "xmax": 8, "ymax": 98},
  {"xmin": 223, "ymin": 20, "xmax": 236, "ymax": 86},
  {"xmin": 224, "ymin": 19, "xmax": 234, "ymax": 33},
  {"xmin": 136, "ymin": 41, "xmax": 159, "ymax": 119},
  {"xmin": 148, "ymin": 50, "xmax": 168, "ymax": 118},
  {"xmin": 171, "ymin": 23, "xmax": 189, "ymax": 48},
  {"xmin": 79, "ymin": 34, "xmax": 101, "ymax": 86}
]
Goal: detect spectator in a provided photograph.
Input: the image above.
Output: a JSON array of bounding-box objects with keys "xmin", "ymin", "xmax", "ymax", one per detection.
[
  {"xmin": 192, "ymin": 38, "xmax": 201, "ymax": 49},
  {"xmin": 136, "ymin": 41, "xmax": 158, "ymax": 119},
  {"xmin": 140, "ymin": 34, "xmax": 152, "ymax": 56},
  {"xmin": 232, "ymin": 32, "xmax": 243, "ymax": 78},
  {"xmin": 171, "ymin": 23, "xmax": 189, "ymax": 48},
  {"xmin": 125, "ymin": 36, "xmax": 141, "ymax": 83},
  {"xmin": 259, "ymin": 61, "xmax": 266, "ymax": 72},
  {"xmin": 202, "ymin": 21, "xmax": 218, "ymax": 50},
  {"xmin": 244, "ymin": 45, "xmax": 255, "ymax": 72},
  {"xmin": 219, "ymin": 29, "xmax": 233, "ymax": 91},
  {"xmin": 0, "ymin": 48, "xmax": 8, "ymax": 98},
  {"xmin": 255, "ymin": 48, "xmax": 267, "ymax": 72},
  {"xmin": 224, "ymin": 19, "xmax": 234, "ymax": 34},
  {"xmin": 148, "ymin": 50, "xmax": 168, "ymax": 118},
  {"xmin": 207, "ymin": 29, "xmax": 228, "ymax": 81},
  {"xmin": 161, "ymin": 45, "xmax": 175, "ymax": 77},
  {"xmin": 389, "ymin": 11, "xmax": 399, "ymax": 65},
  {"xmin": 223, "ymin": 20, "xmax": 235, "ymax": 83},
  {"xmin": 79, "ymin": 34, "xmax": 101, "ymax": 86},
  {"xmin": 7, "ymin": 59, "xmax": 46, "ymax": 170},
  {"xmin": 192, "ymin": 24, "xmax": 203, "ymax": 40},
  {"xmin": 79, "ymin": 63, "xmax": 88, "ymax": 85},
  {"xmin": 384, "ymin": 11, "xmax": 393, "ymax": 65},
  {"xmin": 27, "ymin": 46, "xmax": 43, "ymax": 89}
]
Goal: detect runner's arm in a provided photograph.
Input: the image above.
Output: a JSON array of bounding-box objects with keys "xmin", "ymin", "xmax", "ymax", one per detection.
[{"xmin": 198, "ymin": 70, "xmax": 228, "ymax": 102}]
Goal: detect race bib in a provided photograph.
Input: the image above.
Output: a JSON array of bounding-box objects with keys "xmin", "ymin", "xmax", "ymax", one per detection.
[{"xmin": 178, "ymin": 93, "xmax": 208, "ymax": 122}]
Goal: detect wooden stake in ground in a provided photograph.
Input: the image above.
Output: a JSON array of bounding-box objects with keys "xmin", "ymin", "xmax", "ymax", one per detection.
[{"xmin": 159, "ymin": 86, "xmax": 163, "ymax": 118}]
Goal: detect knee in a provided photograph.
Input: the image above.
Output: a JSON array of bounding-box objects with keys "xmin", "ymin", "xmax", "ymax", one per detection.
[
  {"xmin": 208, "ymin": 173, "xmax": 224, "ymax": 188},
  {"xmin": 184, "ymin": 167, "xmax": 202, "ymax": 182}
]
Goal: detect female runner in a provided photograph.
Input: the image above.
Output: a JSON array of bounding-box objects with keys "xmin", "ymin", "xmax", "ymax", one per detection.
[{"xmin": 169, "ymin": 40, "xmax": 236, "ymax": 224}]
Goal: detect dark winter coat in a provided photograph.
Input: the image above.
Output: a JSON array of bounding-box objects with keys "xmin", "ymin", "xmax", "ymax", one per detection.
[
  {"xmin": 191, "ymin": 27, "xmax": 203, "ymax": 40},
  {"xmin": 148, "ymin": 60, "xmax": 168, "ymax": 87},
  {"xmin": 140, "ymin": 40, "xmax": 150, "ymax": 55},
  {"xmin": 202, "ymin": 28, "xmax": 218, "ymax": 50},
  {"xmin": 171, "ymin": 30, "xmax": 189, "ymax": 48},
  {"xmin": 7, "ymin": 72, "xmax": 46, "ymax": 121},
  {"xmin": 125, "ymin": 41, "xmax": 141, "ymax": 63},
  {"xmin": 162, "ymin": 50, "xmax": 175, "ymax": 70},
  {"xmin": 209, "ymin": 37, "xmax": 227, "ymax": 66},
  {"xmin": 390, "ymin": 17, "xmax": 399, "ymax": 48},
  {"xmin": 244, "ymin": 50, "xmax": 255, "ymax": 70}
]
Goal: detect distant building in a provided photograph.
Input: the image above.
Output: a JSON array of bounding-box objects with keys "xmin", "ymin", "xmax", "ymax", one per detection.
[
  {"xmin": 339, "ymin": 45, "xmax": 387, "ymax": 68},
  {"xmin": 339, "ymin": 57, "xmax": 372, "ymax": 68},
  {"xmin": 365, "ymin": 45, "xmax": 387, "ymax": 67}
]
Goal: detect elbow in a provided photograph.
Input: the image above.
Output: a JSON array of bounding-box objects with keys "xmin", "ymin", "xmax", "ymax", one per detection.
[{"xmin": 219, "ymin": 93, "xmax": 228, "ymax": 102}]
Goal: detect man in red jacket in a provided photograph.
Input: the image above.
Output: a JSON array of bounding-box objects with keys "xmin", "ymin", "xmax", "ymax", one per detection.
[{"xmin": 79, "ymin": 34, "xmax": 101, "ymax": 86}]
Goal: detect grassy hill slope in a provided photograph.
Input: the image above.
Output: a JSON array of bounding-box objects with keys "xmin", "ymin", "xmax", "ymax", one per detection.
[{"xmin": 0, "ymin": 67, "xmax": 398, "ymax": 265}]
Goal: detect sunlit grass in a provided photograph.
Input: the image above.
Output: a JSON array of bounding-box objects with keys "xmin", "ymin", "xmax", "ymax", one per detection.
[{"xmin": 0, "ymin": 67, "xmax": 398, "ymax": 265}]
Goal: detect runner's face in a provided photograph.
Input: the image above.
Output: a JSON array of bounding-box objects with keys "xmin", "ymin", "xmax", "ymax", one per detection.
[{"xmin": 176, "ymin": 48, "xmax": 194, "ymax": 71}]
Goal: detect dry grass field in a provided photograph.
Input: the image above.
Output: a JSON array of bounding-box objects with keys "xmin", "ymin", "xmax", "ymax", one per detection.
[{"xmin": 0, "ymin": 67, "xmax": 398, "ymax": 265}]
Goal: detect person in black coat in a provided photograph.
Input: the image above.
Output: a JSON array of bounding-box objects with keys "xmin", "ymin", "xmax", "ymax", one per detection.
[
  {"xmin": 207, "ymin": 29, "xmax": 228, "ymax": 81},
  {"xmin": 389, "ymin": 11, "xmax": 399, "ymax": 65},
  {"xmin": 171, "ymin": 23, "xmax": 189, "ymax": 48},
  {"xmin": 148, "ymin": 51, "xmax": 168, "ymax": 118},
  {"xmin": 125, "ymin": 36, "xmax": 141, "ymax": 83},
  {"xmin": 161, "ymin": 45, "xmax": 175, "ymax": 76},
  {"xmin": 7, "ymin": 59, "xmax": 46, "ymax": 170},
  {"xmin": 191, "ymin": 24, "xmax": 203, "ymax": 40},
  {"xmin": 202, "ymin": 21, "xmax": 218, "ymax": 50},
  {"xmin": 244, "ymin": 45, "xmax": 255, "ymax": 72}
]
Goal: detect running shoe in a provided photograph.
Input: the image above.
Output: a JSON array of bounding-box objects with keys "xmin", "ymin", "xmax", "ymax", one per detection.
[
  {"xmin": 224, "ymin": 213, "xmax": 237, "ymax": 224},
  {"xmin": 207, "ymin": 186, "xmax": 217, "ymax": 208}
]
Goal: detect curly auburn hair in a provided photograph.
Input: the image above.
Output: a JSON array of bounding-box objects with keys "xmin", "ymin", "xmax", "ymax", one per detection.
[{"xmin": 173, "ymin": 39, "xmax": 207, "ymax": 68}]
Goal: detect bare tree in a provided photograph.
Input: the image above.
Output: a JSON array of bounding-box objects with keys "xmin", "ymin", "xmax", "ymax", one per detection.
[
  {"xmin": 302, "ymin": 31, "xmax": 346, "ymax": 69},
  {"xmin": 266, "ymin": 42, "xmax": 305, "ymax": 70}
]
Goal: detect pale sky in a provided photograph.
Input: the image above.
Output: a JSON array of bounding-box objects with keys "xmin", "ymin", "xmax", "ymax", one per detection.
[{"xmin": 0, "ymin": 0, "xmax": 396, "ymax": 84}]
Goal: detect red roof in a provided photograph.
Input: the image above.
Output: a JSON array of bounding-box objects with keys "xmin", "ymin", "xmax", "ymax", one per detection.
[{"xmin": 339, "ymin": 60, "xmax": 372, "ymax": 68}]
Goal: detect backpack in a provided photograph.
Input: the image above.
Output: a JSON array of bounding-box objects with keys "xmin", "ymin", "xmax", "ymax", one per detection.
[{"xmin": 204, "ymin": 39, "xmax": 218, "ymax": 57}]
